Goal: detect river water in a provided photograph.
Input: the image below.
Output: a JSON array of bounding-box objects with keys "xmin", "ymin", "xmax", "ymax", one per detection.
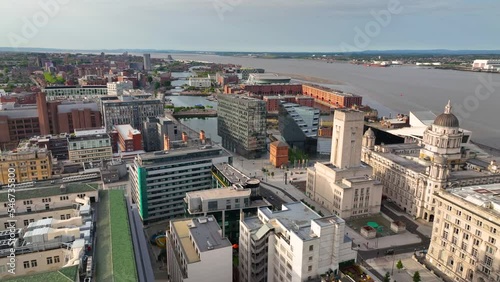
[{"xmin": 155, "ymin": 54, "xmax": 500, "ymax": 149}]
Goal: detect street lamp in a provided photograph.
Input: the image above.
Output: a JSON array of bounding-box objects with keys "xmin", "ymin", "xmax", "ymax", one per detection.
[{"xmin": 391, "ymin": 252, "xmax": 396, "ymax": 275}]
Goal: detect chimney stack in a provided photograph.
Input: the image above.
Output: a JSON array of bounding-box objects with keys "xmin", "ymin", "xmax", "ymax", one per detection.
[
  {"xmin": 163, "ymin": 134, "xmax": 170, "ymax": 151},
  {"xmin": 199, "ymin": 130, "xmax": 206, "ymax": 144}
]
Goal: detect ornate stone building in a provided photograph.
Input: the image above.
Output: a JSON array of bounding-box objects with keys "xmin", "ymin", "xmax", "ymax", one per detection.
[
  {"xmin": 306, "ymin": 110, "xmax": 383, "ymax": 219},
  {"xmin": 362, "ymin": 101, "xmax": 500, "ymax": 222}
]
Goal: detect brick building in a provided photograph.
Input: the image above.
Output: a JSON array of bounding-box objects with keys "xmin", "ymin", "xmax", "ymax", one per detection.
[
  {"xmin": 224, "ymin": 84, "xmax": 362, "ymax": 108},
  {"xmin": 0, "ymin": 93, "xmax": 102, "ymax": 149},
  {"xmin": 301, "ymin": 84, "xmax": 362, "ymax": 108},
  {"xmin": 114, "ymin": 124, "xmax": 143, "ymax": 152},
  {"xmin": 269, "ymin": 141, "xmax": 288, "ymax": 168},
  {"xmin": 37, "ymin": 92, "xmax": 102, "ymax": 135}
]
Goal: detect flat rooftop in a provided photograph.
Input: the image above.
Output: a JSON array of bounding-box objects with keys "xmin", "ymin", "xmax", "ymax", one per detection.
[
  {"xmin": 44, "ymin": 86, "xmax": 106, "ymax": 89},
  {"xmin": 137, "ymin": 144, "xmax": 228, "ymax": 163},
  {"xmin": 249, "ymin": 73, "xmax": 291, "ymax": 80},
  {"xmin": 187, "ymin": 186, "xmax": 251, "ymax": 200},
  {"xmin": 0, "ymin": 183, "xmax": 99, "ymax": 202},
  {"xmin": 213, "ymin": 163, "xmax": 253, "ymax": 185},
  {"xmin": 260, "ymin": 202, "xmax": 320, "ymax": 240},
  {"xmin": 114, "ymin": 124, "xmax": 140, "ymax": 140},
  {"xmin": 372, "ymin": 150, "xmax": 428, "ymax": 173},
  {"xmin": 172, "ymin": 216, "xmax": 231, "ymax": 264},
  {"xmin": 4, "ymin": 265, "xmax": 79, "ymax": 282},
  {"xmin": 446, "ymin": 183, "xmax": 500, "ymax": 216}
]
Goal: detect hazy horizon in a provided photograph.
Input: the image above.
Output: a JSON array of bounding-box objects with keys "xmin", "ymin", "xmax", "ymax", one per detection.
[{"xmin": 2, "ymin": 0, "xmax": 499, "ymax": 52}]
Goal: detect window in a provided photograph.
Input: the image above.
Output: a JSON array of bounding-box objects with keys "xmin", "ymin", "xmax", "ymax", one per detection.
[
  {"xmin": 23, "ymin": 261, "xmax": 30, "ymax": 269},
  {"xmin": 488, "ymin": 237, "xmax": 496, "ymax": 244},
  {"xmin": 61, "ymin": 215, "xmax": 66, "ymax": 220},
  {"xmin": 47, "ymin": 257, "xmax": 53, "ymax": 264},
  {"xmin": 309, "ymin": 256, "xmax": 313, "ymax": 261},
  {"xmin": 485, "ymin": 256, "xmax": 493, "ymax": 266},
  {"xmin": 31, "ymin": 260, "xmax": 37, "ymax": 267},
  {"xmin": 54, "ymin": 255, "xmax": 60, "ymax": 263},
  {"xmin": 24, "ymin": 220, "xmax": 29, "ymax": 227},
  {"xmin": 491, "ymin": 227, "xmax": 497, "ymax": 234},
  {"xmin": 308, "ymin": 265, "xmax": 312, "ymax": 272},
  {"xmin": 309, "ymin": 245, "xmax": 313, "ymax": 251},
  {"xmin": 475, "ymin": 230, "xmax": 482, "ymax": 236},
  {"xmin": 0, "ymin": 264, "xmax": 6, "ymax": 274}
]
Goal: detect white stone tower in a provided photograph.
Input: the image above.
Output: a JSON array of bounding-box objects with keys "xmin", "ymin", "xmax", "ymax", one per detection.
[{"xmin": 330, "ymin": 110, "xmax": 365, "ymax": 168}]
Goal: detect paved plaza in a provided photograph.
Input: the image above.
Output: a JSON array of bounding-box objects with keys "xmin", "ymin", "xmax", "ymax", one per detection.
[{"xmin": 366, "ymin": 253, "xmax": 442, "ymax": 282}]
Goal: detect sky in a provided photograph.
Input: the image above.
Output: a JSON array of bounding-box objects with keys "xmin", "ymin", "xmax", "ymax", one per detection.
[{"xmin": 1, "ymin": 0, "xmax": 499, "ymax": 52}]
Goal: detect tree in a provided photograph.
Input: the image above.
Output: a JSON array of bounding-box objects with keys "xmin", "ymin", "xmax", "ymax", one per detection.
[
  {"xmin": 383, "ymin": 272, "xmax": 391, "ymax": 282},
  {"xmin": 154, "ymin": 81, "xmax": 161, "ymax": 90},
  {"xmin": 147, "ymin": 76, "xmax": 153, "ymax": 83},
  {"xmin": 412, "ymin": 271, "xmax": 421, "ymax": 282},
  {"xmin": 396, "ymin": 260, "xmax": 404, "ymax": 272},
  {"xmin": 271, "ymin": 172, "xmax": 274, "ymax": 177}
]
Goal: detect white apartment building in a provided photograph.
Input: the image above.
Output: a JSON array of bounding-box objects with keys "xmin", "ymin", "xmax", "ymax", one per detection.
[
  {"xmin": 185, "ymin": 183, "xmax": 270, "ymax": 242},
  {"xmin": 0, "ymin": 189, "xmax": 95, "ymax": 280},
  {"xmin": 68, "ymin": 129, "xmax": 113, "ymax": 164},
  {"xmin": 239, "ymin": 202, "xmax": 356, "ymax": 282},
  {"xmin": 166, "ymin": 216, "xmax": 232, "ymax": 282},
  {"xmin": 472, "ymin": 60, "xmax": 500, "ymax": 71},
  {"xmin": 427, "ymin": 184, "xmax": 500, "ymax": 282},
  {"xmin": 188, "ymin": 77, "xmax": 211, "ymax": 88},
  {"xmin": 306, "ymin": 110, "xmax": 382, "ymax": 219},
  {"xmin": 43, "ymin": 86, "xmax": 108, "ymax": 101},
  {"xmin": 0, "ymin": 182, "xmax": 99, "ymax": 230},
  {"xmin": 107, "ymin": 81, "xmax": 134, "ymax": 96}
]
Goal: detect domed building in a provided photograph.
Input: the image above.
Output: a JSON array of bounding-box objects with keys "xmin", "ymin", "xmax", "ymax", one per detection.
[
  {"xmin": 361, "ymin": 101, "xmax": 500, "ymax": 223},
  {"xmin": 420, "ymin": 101, "xmax": 464, "ymax": 167}
]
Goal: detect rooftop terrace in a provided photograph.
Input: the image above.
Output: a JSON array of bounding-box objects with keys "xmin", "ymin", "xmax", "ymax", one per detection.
[{"xmin": 0, "ymin": 183, "xmax": 99, "ymax": 202}]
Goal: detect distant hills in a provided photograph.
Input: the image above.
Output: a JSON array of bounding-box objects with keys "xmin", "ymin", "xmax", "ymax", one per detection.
[{"xmin": 1, "ymin": 47, "xmax": 500, "ymax": 56}]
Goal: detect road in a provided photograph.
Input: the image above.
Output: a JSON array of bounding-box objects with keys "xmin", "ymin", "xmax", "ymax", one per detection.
[{"xmin": 260, "ymin": 187, "xmax": 287, "ymax": 208}]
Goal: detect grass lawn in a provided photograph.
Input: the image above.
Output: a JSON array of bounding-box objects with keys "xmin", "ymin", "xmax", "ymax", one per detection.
[
  {"xmin": 346, "ymin": 213, "xmax": 395, "ymax": 237},
  {"xmin": 96, "ymin": 190, "xmax": 138, "ymax": 282},
  {"xmin": 109, "ymin": 190, "xmax": 138, "ymax": 282}
]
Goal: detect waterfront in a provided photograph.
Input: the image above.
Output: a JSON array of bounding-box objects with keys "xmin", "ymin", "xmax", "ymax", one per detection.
[
  {"xmin": 156, "ymin": 54, "xmax": 500, "ymax": 149},
  {"xmin": 168, "ymin": 95, "xmax": 221, "ymax": 143}
]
